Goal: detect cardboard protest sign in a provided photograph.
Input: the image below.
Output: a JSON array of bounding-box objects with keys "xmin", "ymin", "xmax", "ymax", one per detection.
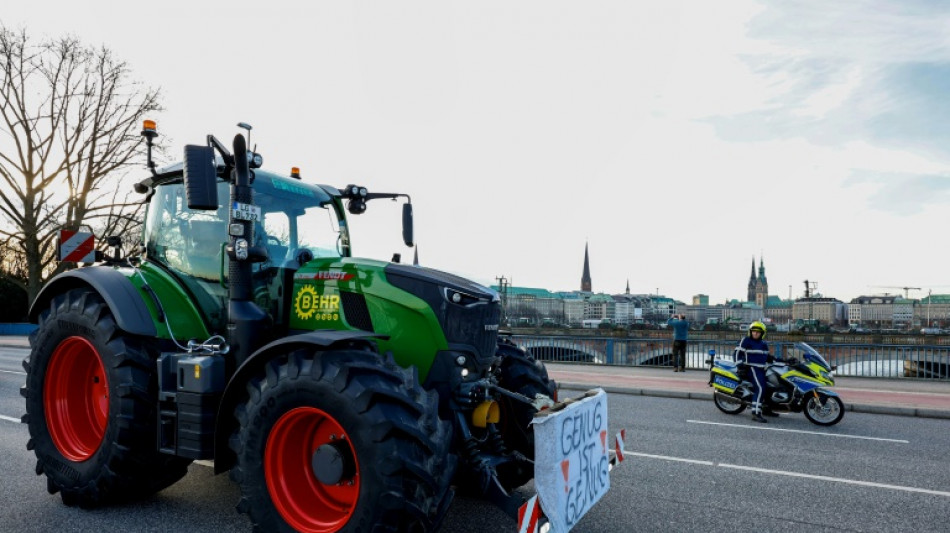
[{"xmin": 531, "ymin": 389, "xmax": 610, "ymax": 533}]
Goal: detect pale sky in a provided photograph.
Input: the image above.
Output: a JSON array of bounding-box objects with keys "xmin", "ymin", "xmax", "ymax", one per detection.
[{"xmin": 4, "ymin": 1, "xmax": 950, "ymax": 304}]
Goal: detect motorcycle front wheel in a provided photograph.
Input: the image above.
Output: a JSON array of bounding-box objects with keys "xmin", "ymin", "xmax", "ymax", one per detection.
[
  {"xmin": 713, "ymin": 393, "xmax": 747, "ymax": 415},
  {"xmin": 803, "ymin": 393, "xmax": 844, "ymax": 426}
]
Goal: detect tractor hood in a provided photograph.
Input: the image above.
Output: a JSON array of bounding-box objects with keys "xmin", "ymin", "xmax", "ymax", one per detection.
[
  {"xmin": 289, "ymin": 257, "xmax": 501, "ymax": 380},
  {"xmin": 383, "ymin": 262, "xmax": 502, "ymax": 373},
  {"xmin": 383, "ymin": 263, "xmax": 499, "ymax": 305}
]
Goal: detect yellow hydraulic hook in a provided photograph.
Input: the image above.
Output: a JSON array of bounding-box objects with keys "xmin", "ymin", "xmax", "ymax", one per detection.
[{"xmin": 471, "ymin": 400, "xmax": 500, "ymax": 428}]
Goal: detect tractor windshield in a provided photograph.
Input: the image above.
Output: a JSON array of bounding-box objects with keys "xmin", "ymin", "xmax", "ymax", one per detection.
[{"xmin": 144, "ymin": 171, "xmax": 345, "ymax": 330}]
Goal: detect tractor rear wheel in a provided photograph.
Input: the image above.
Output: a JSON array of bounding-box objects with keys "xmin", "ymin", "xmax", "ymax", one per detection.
[
  {"xmin": 494, "ymin": 339, "xmax": 557, "ymax": 490},
  {"xmin": 229, "ymin": 348, "xmax": 454, "ymax": 532},
  {"xmin": 22, "ymin": 289, "xmax": 190, "ymax": 506}
]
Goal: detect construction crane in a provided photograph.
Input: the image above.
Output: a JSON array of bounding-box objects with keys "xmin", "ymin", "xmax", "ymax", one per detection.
[
  {"xmin": 870, "ymin": 286, "xmax": 922, "ymax": 299},
  {"xmin": 803, "ymin": 280, "xmax": 817, "ymax": 298}
]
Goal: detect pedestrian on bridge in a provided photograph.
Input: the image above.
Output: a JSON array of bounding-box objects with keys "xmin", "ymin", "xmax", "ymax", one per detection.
[{"xmin": 667, "ymin": 314, "xmax": 689, "ymax": 372}]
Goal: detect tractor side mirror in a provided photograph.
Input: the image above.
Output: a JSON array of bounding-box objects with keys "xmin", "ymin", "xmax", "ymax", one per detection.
[
  {"xmin": 183, "ymin": 145, "xmax": 219, "ymax": 210},
  {"xmin": 402, "ymin": 203, "xmax": 414, "ymax": 247}
]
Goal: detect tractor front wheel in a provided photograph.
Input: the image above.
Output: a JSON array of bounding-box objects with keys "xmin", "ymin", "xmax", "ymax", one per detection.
[
  {"xmin": 494, "ymin": 339, "xmax": 557, "ymax": 490},
  {"xmin": 22, "ymin": 289, "xmax": 190, "ymax": 506},
  {"xmin": 229, "ymin": 349, "xmax": 454, "ymax": 532}
]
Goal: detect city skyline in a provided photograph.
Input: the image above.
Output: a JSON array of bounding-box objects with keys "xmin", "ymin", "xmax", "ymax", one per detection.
[{"xmin": 504, "ymin": 244, "xmax": 947, "ymax": 305}]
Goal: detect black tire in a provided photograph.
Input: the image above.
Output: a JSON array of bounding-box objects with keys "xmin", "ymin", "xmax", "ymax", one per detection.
[
  {"xmin": 803, "ymin": 392, "xmax": 844, "ymax": 426},
  {"xmin": 713, "ymin": 393, "xmax": 747, "ymax": 415},
  {"xmin": 229, "ymin": 348, "xmax": 454, "ymax": 532},
  {"xmin": 494, "ymin": 340, "xmax": 557, "ymax": 490},
  {"xmin": 22, "ymin": 289, "xmax": 191, "ymax": 507}
]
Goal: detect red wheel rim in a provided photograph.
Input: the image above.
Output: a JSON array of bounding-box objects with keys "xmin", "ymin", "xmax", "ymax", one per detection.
[
  {"xmin": 265, "ymin": 407, "xmax": 360, "ymax": 532},
  {"xmin": 43, "ymin": 336, "xmax": 109, "ymax": 462}
]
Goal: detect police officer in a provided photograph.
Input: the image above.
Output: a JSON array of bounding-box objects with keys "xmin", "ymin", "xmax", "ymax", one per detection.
[{"xmin": 735, "ymin": 321, "xmax": 773, "ymax": 423}]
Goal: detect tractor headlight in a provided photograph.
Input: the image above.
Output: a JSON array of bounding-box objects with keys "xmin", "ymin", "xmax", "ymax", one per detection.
[{"xmin": 444, "ymin": 288, "xmax": 483, "ymax": 307}]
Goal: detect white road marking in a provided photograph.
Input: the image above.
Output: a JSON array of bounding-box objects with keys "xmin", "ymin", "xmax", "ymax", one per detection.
[
  {"xmin": 625, "ymin": 451, "xmax": 714, "ymax": 466},
  {"xmin": 0, "ymin": 369, "xmax": 25, "ymax": 376},
  {"xmin": 718, "ymin": 463, "xmax": 950, "ymax": 498},
  {"xmin": 686, "ymin": 419, "xmax": 910, "ymax": 443},
  {"xmin": 626, "ymin": 449, "xmax": 950, "ymax": 498},
  {"xmin": 195, "ymin": 460, "xmax": 215, "ymax": 468},
  {"xmin": 0, "ymin": 414, "xmax": 20, "ymax": 423}
]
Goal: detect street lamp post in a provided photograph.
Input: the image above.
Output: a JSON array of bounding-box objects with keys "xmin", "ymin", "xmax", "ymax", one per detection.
[{"xmin": 927, "ymin": 289, "xmax": 932, "ymax": 327}]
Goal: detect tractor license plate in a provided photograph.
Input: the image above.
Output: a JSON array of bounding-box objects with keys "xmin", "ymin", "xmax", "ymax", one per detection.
[
  {"xmin": 231, "ymin": 201, "xmax": 261, "ymax": 222},
  {"xmin": 531, "ymin": 389, "xmax": 611, "ymax": 532}
]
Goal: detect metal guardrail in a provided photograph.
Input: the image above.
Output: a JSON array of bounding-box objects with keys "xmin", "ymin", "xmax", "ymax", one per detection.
[
  {"xmin": 511, "ymin": 334, "xmax": 950, "ymax": 381},
  {"xmin": 0, "ymin": 323, "xmax": 37, "ymax": 335}
]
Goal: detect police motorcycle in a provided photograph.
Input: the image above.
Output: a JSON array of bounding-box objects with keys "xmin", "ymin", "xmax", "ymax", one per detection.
[{"xmin": 707, "ymin": 342, "xmax": 844, "ymax": 426}]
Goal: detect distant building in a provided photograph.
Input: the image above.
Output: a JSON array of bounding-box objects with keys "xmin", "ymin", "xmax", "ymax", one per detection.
[
  {"xmin": 679, "ymin": 303, "xmax": 725, "ymax": 326},
  {"xmin": 693, "ymin": 294, "xmax": 709, "ymax": 306},
  {"xmin": 562, "ymin": 297, "xmax": 586, "ymax": 326},
  {"xmin": 494, "ymin": 286, "xmax": 563, "ymax": 325},
  {"xmin": 764, "ymin": 296, "xmax": 793, "ymax": 323},
  {"xmin": 646, "ymin": 296, "xmax": 679, "ymax": 321},
  {"xmin": 580, "ymin": 243, "xmax": 592, "ymax": 292},
  {"xmin": 747, "ymin": 256, "xmax": 769, "ymax": 308},
  {"xmin": 793, "ymin": 297, "xmax": 846, "ymax": 325},
  {"xmin": 585, "ymin": 293, "xmax": 615, "ymax": 321},
  {"xmin": 915, "ymin": 294, "xmax": 950, "ymax": 327},
  {"xmin": 613, "ymin": 293, "xmax": 645, "ymax": 326},
  {"xmin": 724, "ymin": 301, "xmax": 765, "ymax": 324},
  {"xmin": 850, "ymin": 295, "xmax": 917, "ymax": 328}
]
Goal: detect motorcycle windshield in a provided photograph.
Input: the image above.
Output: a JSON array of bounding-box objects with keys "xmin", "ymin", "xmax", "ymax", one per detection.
[{"xmin": 793, "ymin": 342, "xmax": 831, "ymax": 371}]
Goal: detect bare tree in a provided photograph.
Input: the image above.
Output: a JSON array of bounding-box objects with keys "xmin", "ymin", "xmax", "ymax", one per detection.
[
  {"xmin": 0, "ymin": 26, "xmax": 160, "ymax": 302},
  {"xmin": 0, "ymin": 236, "xmax": 28, "ymax": 320}
]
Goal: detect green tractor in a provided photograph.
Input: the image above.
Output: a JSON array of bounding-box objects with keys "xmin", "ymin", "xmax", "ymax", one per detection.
[{"xmin": 22, "ymin": 122, "xmax": 557, "ymax": 531}]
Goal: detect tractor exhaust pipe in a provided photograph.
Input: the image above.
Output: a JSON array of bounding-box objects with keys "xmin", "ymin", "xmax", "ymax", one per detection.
[{"xmin": 226, "ymin": 134, "xmax": 271, "ymax": 364}]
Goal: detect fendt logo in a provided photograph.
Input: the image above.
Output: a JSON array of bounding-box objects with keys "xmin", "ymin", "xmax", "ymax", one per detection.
[
  {"xmin": 294, "ymin": 271, "xmax": 355, "ymax": 281},
  {"xmin": 484, "ymin": 324, "xmax": 499, "ymax": 331}
]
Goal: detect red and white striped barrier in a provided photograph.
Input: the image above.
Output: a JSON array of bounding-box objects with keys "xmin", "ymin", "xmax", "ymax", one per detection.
[
  {"xmin": 518, "ymin": 495, "xmax": 541, "ymax": 533},
  {"xmin": 59, "ymin": 230, "xmax": 95, "ymax": 262},
  {"xmin": 615, "ymin": 429, "xmax": 626, "ymax": 464}
]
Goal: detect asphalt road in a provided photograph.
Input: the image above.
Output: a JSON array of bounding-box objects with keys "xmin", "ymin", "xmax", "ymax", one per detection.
[{"xmin": 2, "ymin": 346, "xmax": 949, "ymax": 532}]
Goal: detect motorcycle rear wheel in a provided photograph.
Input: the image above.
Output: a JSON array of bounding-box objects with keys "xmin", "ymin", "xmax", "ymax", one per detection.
[
  {"xmin": 803, "ymin": 393, "xmax": 844, "ymax": 426},
  {"xmin": 713, "ymin": 393, "xmax": 746, "ymax": 415}
]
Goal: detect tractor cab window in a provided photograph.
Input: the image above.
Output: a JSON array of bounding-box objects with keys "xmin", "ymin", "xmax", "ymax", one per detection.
[
  {"xmin": 145, "ymin": 181, "xmax": 231, "ymax": 331},
  {"xmin": 256, "ymin": 197, "xmax": 344, "ymax": 267},
  {"xmin": 144, "ymin": 172, "xmax": 344, "ymax": 331}
]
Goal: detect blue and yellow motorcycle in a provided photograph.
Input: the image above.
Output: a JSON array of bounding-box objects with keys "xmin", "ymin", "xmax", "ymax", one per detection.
[{"xmin": 708, "ymin": 342, "xmax": 844, "ymax": 426}]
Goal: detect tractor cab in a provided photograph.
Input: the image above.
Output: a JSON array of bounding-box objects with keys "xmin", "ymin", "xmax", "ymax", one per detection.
[{"xmin": 141, "ymin": 169, "xmax": 348, "ymax": 333}]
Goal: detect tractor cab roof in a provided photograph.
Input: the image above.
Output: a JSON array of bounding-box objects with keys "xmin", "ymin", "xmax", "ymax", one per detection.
[{"xmin": 135, "ymin": 162, "xmax": 341, "ymax": 206}]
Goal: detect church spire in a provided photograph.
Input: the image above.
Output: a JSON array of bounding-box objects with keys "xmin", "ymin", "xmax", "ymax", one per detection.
[
  {"xmin": 748, "ymin": 256, "xmax": 756, "ymax": 303},
  {"xmin": 625, "ymin": 278, "xmax": 630, "ymax": 295},
  {"xmin": 581, "ymin": 242, "xmax": 592, "ymax": 292}
]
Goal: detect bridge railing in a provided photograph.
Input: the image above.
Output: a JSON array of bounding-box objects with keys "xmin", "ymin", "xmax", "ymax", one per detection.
[{"xmin": 510, "ymin": 334, "xmax": 950, "ymax": 380}]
